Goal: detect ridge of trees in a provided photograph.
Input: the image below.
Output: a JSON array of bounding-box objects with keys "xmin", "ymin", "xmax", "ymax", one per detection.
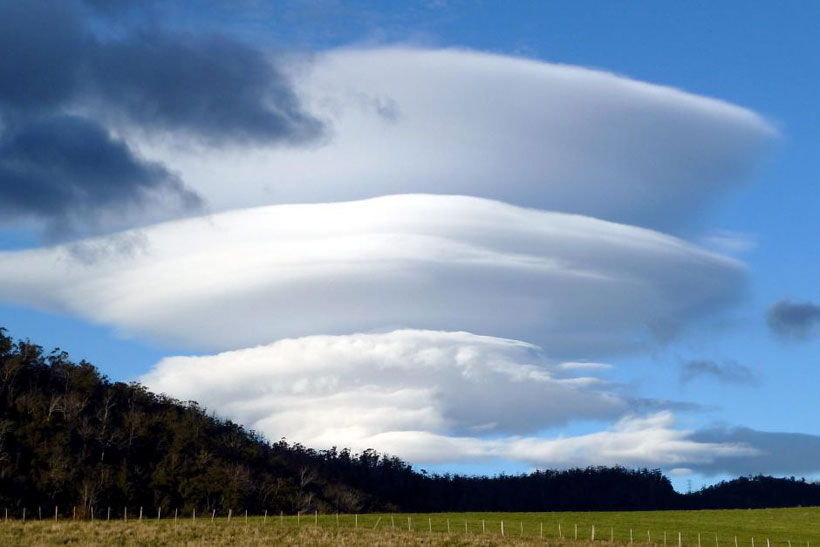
[{"xmin": 0, "ymin": 327, "xmax": 816, "ymax": 514}]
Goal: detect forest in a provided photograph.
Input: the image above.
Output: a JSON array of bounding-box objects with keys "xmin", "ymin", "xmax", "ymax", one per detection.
[{"xmin": 1, "ymin": 326, "xmax": 818, "ymax": 516}]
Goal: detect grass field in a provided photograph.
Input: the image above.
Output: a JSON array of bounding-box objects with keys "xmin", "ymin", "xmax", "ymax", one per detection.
[{"xmin": 1, "ymin": 507, "xmax": 818, "ymax": 546}]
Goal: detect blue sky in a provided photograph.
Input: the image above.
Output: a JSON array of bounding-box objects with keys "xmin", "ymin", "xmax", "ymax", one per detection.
[{"xmin": 1, "ymin": 0, "xmax": 819, "ymax": 491}]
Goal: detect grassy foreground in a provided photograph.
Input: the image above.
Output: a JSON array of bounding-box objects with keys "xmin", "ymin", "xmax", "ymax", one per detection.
[{"xmin": 1, "ymin": 507, "xmax": 819, "ymax": 546}]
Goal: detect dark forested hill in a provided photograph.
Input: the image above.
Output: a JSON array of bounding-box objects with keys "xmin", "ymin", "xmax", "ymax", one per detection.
[{"xmin": 0, "ymin": 327, "xmax": 816, "ymax": 516}]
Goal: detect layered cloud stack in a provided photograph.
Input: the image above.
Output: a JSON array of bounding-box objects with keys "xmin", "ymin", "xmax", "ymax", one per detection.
[{"xmin": 0, "ymin": 42, "xmax": 792, "ymax": 473}]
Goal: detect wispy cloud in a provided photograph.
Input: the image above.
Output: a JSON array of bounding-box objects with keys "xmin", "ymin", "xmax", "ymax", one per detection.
[{"xmin": 680, "ymin": 359, "xmax": 757, "ymax": 386}]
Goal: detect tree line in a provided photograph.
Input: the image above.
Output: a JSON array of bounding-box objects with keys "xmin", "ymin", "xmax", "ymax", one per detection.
[{"xmin": 1, "ymin": 327, "xmax": 816, "ymax": 516}]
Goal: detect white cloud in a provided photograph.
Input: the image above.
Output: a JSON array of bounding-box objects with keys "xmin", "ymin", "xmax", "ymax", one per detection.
[
  {"xmin": 138, "ymin": 47, "xmax": 775, "ymax": 231},
  {"xmin": 141, "ymin": 329, "xmax": 758, "ymax": 470},
  {"xmin": 0, "ymin": 194, "xmax": 744, "ymax": 355}
]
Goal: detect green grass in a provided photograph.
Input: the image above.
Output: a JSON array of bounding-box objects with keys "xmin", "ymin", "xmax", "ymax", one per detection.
[{"xmin": 1, "ymin": 507, "xmax": 818, "ymax": 545}]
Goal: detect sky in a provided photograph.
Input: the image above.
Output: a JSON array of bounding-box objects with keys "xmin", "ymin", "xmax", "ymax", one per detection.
[{"xmin": 1, "ymin": 0, "xmax": 819, "ymax": 491}]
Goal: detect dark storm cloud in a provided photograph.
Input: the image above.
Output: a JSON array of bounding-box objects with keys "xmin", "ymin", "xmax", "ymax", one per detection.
[
  {"xmin": 0, "ymin": 2, "xmax": 86, "ymax": 114},
  {"xmin": 680, "ymin": 359, "xmax": 757, "ymax": 386},
  {"xmin": 767, "ymin": 299, "xmax": 820, "ymax": 340},
  {"xmin": 0, "ymin": 115, "xmax": 200, "ymax": 230},
  {"xmin": 89, "ymin": 30, "xmax": 323, "ymax": 144},
  {"xmin": 0, "ymin": 0, "xmax": 322, "ymax": 233},
  {"xmin": 691, "ymin": 427, "xmax": 820, "ymax": 476}
]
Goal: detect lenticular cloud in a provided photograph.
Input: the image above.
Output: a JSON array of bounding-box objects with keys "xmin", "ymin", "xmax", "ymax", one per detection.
[
  {"xmin": 0, "ymin": 194, "xmax": 743, "ymax": 355},
  {"xmin": 140, "ymin": 329, "xmax": 757, "ymax": 470},
  {"xmin": 149, "ymin": 47, "xmax": 776, "ymax": 230}
]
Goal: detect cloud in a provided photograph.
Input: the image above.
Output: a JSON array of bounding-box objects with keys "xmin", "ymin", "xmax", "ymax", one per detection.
[
  {"xmin": 691, "ymin": 427, "xmax": 820, "ymax": 476},
  {"xmin": 0, "ymin": 115, "xmax": 200, "ymax": 236},
  {"xmin": 0, "ymin": 0, "xmax": 321, "ymax": 234},
  {"xmin": 141, "ymin": 329, "xmax": 759, "ymax": 470},
  {"xmin": 87, "ymin": 29, "xmax": 323, "ymax": 145},
  {"xmin": 767, "ymin": 299, "xmax": 820, "ymax": 341},
  {"xmin": 680, "ymin": 359, "xmax": 757, "ymax": 386},
  {"xmin": 0, "ymin": 194, "xmax": 744, "ymax": 355},
  {"xmin": 150, "ymin": 46, "xmax": 776, "ymax": 230}
]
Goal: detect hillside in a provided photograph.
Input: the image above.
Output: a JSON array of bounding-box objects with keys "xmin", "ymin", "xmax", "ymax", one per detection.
[{"xmin": 0, "ymin": 327, "xmax": 816, "ymax": 516}]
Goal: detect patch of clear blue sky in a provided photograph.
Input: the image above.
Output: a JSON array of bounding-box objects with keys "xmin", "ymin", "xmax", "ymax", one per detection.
[{"xmin": 2, "ymin": 0, "xmax": 818, "ymax": 489}]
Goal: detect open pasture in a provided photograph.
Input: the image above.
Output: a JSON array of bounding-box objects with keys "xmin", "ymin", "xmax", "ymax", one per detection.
[{"xmin": 1, "ymin": 507, "xmax": 818, "ymax": 546}]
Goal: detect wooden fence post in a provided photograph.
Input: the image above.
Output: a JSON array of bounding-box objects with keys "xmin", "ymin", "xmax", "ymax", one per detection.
[
  {"xmin": 107, "ymin": 507, "xmax": 111, "ymax": 521},
  {"xmin": 501, "ymin": 520, "xmax": 504, "ymax": 537}
]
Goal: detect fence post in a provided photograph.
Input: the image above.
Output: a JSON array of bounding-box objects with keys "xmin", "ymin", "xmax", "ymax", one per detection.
[
  {"xmin": 592, "ymin": 524, "xmax": 596, "ymax": 541},
  {"xmin": 124, "ymin": 507, "xmax": 127, "ymax": 522},
  {"xmin": 391, "ymin": 515, "xmax": 395, "ymax": 530},
  {"xmin": 139, "ymin": 506, "xmax": 143, "ymax": 521},
  {"xmin": 264, "ymin": 510, "xmax": 267, "ymax": 524},
  {"xmin": 430, "ymin": 517, "xmax": 433, "ymax": 532},
  {"xmin": 501, "ymin": 520, "xmax": 504, "ymax": 537},
  {"xmin": 559, "ymin": 522, "xmax": 562, "ymax": 539},
  {"xmin": 679, "ymin": 532, "xmax": 682, "ymax": 547},
  {"xmin": 158, "ymin": 507, "xmax": 161, "ymax": 521},
  {"xmin": 355, "ymin": 513, "xmax": 358, "ymax": 529},
  {"xmin": 447, "ymin": 519, "xmax": 451, "ymax": 533},
  {"xmin": 409, "ymin": 516, "xmax": 412, "ymax": 531},
  {"xmin": 315, "ymin": 510, "xmax": 318, "ymax": 526},
  {"xmin": 212, "ymin": 509, "xmax": 215, "ymax": 522},
  {"xmin": 228, "ymin": 509, "xmax": 232, "ymax": 522},
  {"xmin": 22, "ymin": 508, "xmax": 26, "ymax": 522},
  {"xmin": 174, "ymin": 508, "xmax": 177, "ymax": 523},
  {"xmin": 107, "ymin": 507, "xmax": 111, "ymax": 521},
  {"xmin": 55, "ymin": 506, "xmax": 59, "ymax": 522}
]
